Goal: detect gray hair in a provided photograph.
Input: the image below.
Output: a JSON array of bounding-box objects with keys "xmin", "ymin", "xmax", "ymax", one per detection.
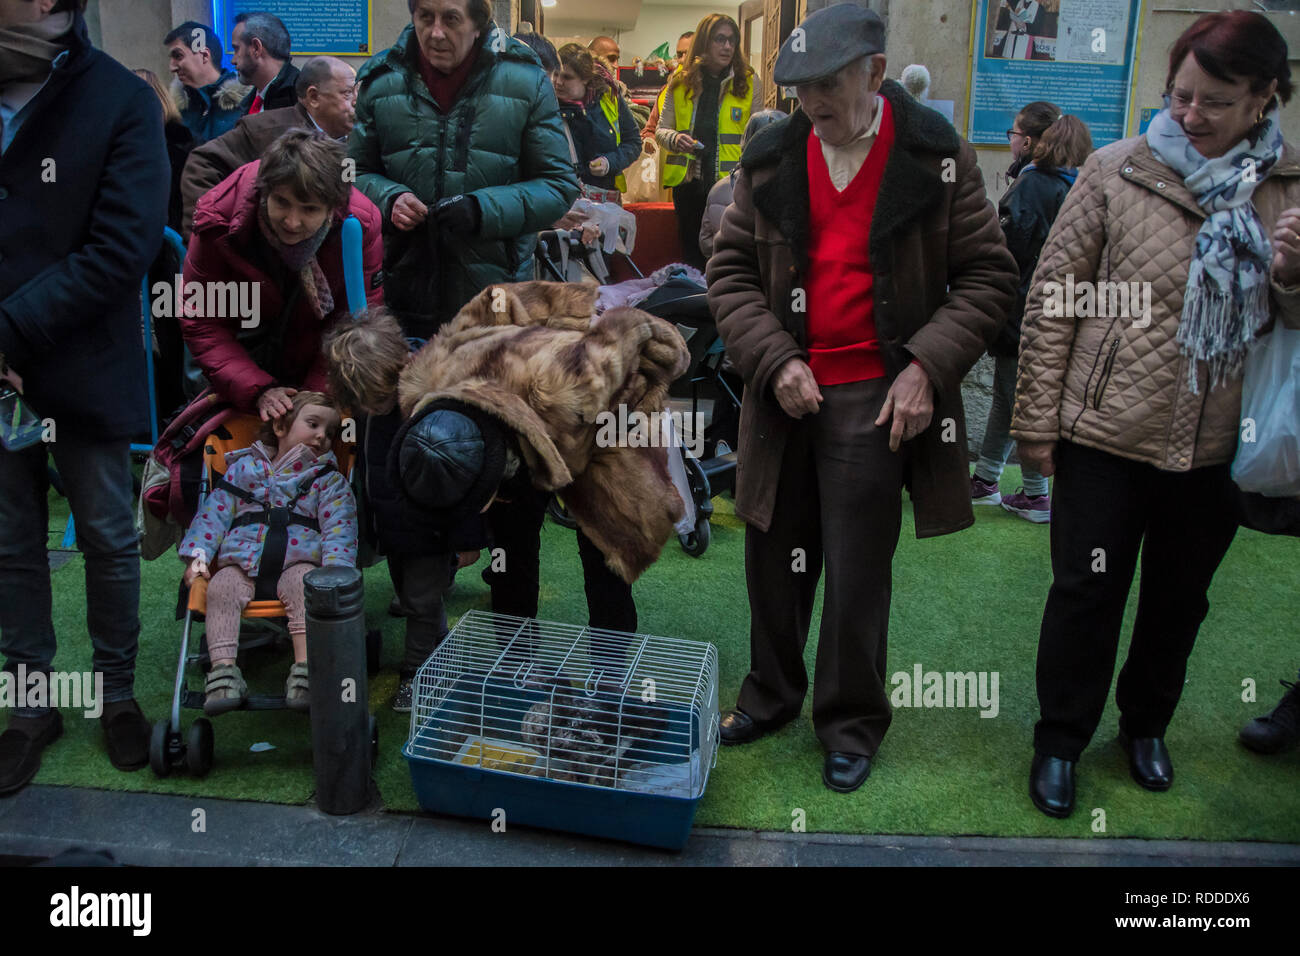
[
  {"xmin": 295, "ymin": 57, "xmax": 347, "ymax": 97},
  {"xmin": 236, "ymin": 11, "xmax": 292, "ymax": 62}
]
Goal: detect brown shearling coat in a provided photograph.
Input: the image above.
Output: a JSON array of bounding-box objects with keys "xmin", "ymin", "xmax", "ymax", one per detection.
[
  {"xmin": 1011, "ymin": 135, "xmax": 1300, "ymax": 471},
  {"xmin": 706, "ymin": 80, "xmax": 1018, "ymax": 536},
  {"xmin": 398, "ymin": 281, "xmax": 690, "ymax": 583}
]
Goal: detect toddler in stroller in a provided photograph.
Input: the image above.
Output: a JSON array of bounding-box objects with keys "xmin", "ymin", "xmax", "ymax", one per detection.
[{"xmin": 179, "ymin": 392, "xmax": 358, "ymax": 715}]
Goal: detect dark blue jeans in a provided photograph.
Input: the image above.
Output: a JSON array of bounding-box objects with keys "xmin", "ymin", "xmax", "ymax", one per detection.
[{"xmin": 0, "ymin": 436, "xmax": 140, "ymax": 717}]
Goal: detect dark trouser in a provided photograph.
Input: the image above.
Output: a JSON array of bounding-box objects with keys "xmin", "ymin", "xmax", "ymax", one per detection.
[
  {"xmin": 483, "ymin": 484, "xmax": 636, "ymax": 632},
  {"xmin": 738, "ymin": 378, "xmax": 904, "ymax": 756},
  {"xmin": 672, "ymin": 179, "xmax": 711, "ymax": 272},
  {"xmin": 0, "ymin": 437, "xmax": 141, "ymax": 717},
  {"xmin": 1033, "ymin": 441, "xmax": 1239, "ymax": 761},
  {"xmin": 387, "ymin": 551, "xmax": 454, "ymax": 675}
]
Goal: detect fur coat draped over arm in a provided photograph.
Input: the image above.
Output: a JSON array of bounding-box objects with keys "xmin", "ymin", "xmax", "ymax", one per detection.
[{"xmin": 398, "ymin": 281, "xmax": 690, "ymax": 583}]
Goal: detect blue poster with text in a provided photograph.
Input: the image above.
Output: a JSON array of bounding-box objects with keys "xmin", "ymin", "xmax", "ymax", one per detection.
[
  {"xmin": 215, "ymin": 0, "xmax": 372, "ymax": 56},
  {"xmin": 967, "ymin": 0, "xmax": 1142, "ymax": 148}
]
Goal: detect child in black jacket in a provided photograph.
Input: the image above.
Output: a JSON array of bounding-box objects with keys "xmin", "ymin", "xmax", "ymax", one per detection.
[{"xmin": 325, "ymin": 310, "xmax": 486, "ymax": 711}]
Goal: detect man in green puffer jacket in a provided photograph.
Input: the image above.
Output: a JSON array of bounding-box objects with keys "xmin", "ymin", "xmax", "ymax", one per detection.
[{"xmin": 350, "ymin": 0, "xmax": 580, "ymax": 338}]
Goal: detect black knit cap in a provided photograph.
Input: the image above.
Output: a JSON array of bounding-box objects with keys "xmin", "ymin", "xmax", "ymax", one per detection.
[{"xmin": 389, "ymin": 398, "xmax": 510, "ymax": 525}]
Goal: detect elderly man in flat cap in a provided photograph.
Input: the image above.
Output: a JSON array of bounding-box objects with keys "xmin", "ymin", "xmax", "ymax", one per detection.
[{"xmin": 708, "ymin": 3, "xmax": 1017, "ymax": 793}]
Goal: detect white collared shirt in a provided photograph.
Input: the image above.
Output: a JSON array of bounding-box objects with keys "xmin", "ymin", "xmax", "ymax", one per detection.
[{"xmin": 815, "ymin": 97, "xmax": 883, "ymax": 192}]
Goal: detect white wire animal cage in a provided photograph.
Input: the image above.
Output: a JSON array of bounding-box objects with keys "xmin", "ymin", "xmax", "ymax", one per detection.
[{"xmin": 403, "ymin": 610, "xmax": 720, "ymax": 849}]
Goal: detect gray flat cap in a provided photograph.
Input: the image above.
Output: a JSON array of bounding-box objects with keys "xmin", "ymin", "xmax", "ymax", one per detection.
[{"xmin": 772, "ymin": 3, "xmax": 886, "ymax": 86}]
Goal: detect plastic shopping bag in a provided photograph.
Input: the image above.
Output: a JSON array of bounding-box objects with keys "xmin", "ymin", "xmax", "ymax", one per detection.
[{"xmin": 1232, "ymin": 325, "xmax": 1300, "ymax": 496}]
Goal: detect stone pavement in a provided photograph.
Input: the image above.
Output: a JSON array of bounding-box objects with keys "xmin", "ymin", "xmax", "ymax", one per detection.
[{"xmin": 1, "ymin": 785, "xmax": 1296, "ymax": 866}]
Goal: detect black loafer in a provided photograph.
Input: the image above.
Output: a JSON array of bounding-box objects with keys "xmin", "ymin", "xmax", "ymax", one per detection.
[
  {"xmin": 823, "ymin": 752, "xmax": 872, "ymax": 793},
  {"xmin": 101, "ymin": 700, "xmax": 150, "ymax": 772},
  {"xmin": 0, "ymin": 710, "xmax": 63, "ymax": 796},
  {"xmin": 1118, "ymin": 731, "xmax": 1173, "ymax": 791},
  {"xmin": 719, "ymin": 708, "xmax": 768, "ymax": 746},
  {"xmin": 1029, "ymin": 752, "xmax": 1075, "ymax": 818}
]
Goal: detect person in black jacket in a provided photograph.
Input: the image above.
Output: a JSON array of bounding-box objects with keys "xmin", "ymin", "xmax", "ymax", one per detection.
[
  {"xmin": 135, "ymin": 66, "xmax": 194, "ymax": 417},
  {"xmin": 230, "ymin": 10, "xmax": 298, "ymax": 115},
  {"xmin": 325, "ymin": 310, "xmax": 486, "ymax": 712},
  {"xmin": 551, "ymin": 43, "xmax": 640, "ymax": 200},
  {"xmin": 971, "ymin": 103, "xmax": 1092, "ymax": 523},
  {"xmin": 0, "ymin": 0, "xmax": 170, "ymax": 795}
]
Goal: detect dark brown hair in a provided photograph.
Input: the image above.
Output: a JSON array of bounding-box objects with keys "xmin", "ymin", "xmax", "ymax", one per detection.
[
  {"xmin": 557, "ymin": 43, "xmax": 608, "ymax": 98},
  {"xmin": 255, "ymin": 129, "xmax": 349, "ymax": 210},
  {"xmin": 1031, "ymin": 114, "xmax": 1092, "ymax": 171},
  {"xmin": 406, "ymin": 0, "xmax": 492, "ymax": 33},
  {"xmin": 1166, "ymin": 10, "xmax": 1292, "ymax": 106},
  {"xmin": 671, "ymin": 13, "xmax": 750, "ymax": 100},
  {"xmin": 1016, "ymin": 100, "xmax": 1060, "ymax": 141}
]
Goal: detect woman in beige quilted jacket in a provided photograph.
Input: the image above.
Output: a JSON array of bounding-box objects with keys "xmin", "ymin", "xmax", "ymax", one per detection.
[{"xmin": 1012, "ymin": 10, "xmax": 1300, "ymax": 819}]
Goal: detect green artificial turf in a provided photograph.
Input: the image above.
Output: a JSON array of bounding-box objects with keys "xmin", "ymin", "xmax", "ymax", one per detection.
[{"xmin": 32, "ymin": 471, "xmax": 1300, "ymax": 842}]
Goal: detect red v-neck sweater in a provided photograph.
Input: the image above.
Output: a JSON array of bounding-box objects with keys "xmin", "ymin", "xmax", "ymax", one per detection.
[{"xmin": 804, "ymin": 96, "xmax": 895, "ymax": 385}]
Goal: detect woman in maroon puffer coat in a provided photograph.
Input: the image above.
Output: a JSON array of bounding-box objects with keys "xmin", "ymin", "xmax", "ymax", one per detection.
[{"xmin": 181, "ymin": 128, "xmax": 384, "ymax": 419}]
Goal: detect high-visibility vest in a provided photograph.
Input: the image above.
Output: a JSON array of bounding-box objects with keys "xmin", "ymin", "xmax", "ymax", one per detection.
[
  {"xmin": 662, "ymin": 69, "xmax": 754, "ymax": 188},
  {"xmin": 597, "ymin": 89, "xmax": 628, "ymax": 193}
]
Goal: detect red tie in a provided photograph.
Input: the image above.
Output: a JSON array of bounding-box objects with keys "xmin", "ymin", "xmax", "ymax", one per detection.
[{"xmin": 249, "ymin": 92, "xmax": 263, "ymax": 115}]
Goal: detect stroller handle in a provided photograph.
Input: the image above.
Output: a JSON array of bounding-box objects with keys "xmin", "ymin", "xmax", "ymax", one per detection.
[{"xmin": 187, "ymin": 576, "xmax": 209, "ymax": 613}]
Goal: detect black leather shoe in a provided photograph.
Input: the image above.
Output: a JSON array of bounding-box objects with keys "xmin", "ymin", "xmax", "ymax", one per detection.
[
  {"xmin": 823, "ymin": 752, "xmax": 872, "ymax": 793},
  {"xmin": 1029, "ymin": 752, "xmax": 1075, "ymax": 818},
  {"xmin": 0, "ymin": 710, "xmax": 63, "ymax": 796},
  {"xmin": 719, "ymin": 709, "xmax": 765, "ymax": 746},
  {"xmin": 101, "ymin": 699, "xmax": 150, "ymax": 771},
  {"xmin": 1239, "ymin": 673, "xmax": 1300, "ymax": 755},
  {"xmin": 1118, "ymin": 731, "xmax": 1173, "ymax": 791}
]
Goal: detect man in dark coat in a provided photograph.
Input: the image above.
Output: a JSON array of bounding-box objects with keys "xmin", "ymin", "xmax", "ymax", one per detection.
[
  {"xmin": 0, "ymin": 0, "xmax": 170, "ymax": 794},
  {"xmin": 230, "ymin": 10, "xmax": 299, "ymax": 115},
  {"xmin": 180, "ymin": 56, "xmax": 358, "ymax": 240},
  {"xmin": 707, "ymin": 4, "xmax": 1017, "ymax": 793}
]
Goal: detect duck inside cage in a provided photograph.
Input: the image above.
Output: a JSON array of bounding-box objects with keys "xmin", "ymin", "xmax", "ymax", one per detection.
[{"xmin": 403, "ymin": 611, "xmax": 720, "ymax": 849}]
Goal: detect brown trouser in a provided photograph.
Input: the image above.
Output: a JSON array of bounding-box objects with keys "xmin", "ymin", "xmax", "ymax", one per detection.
[{"xmin": 737, "ymin": 377, "xmax": 905, "ymax": 756}]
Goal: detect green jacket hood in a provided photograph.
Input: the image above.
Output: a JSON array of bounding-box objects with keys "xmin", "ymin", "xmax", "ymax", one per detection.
[{"xmin": 358, "ymin": 21, "xmax": 544, "ymax": 86}]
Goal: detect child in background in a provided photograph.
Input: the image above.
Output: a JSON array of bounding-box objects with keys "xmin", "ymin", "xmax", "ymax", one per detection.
[
  {"xmin": 180, "ymin": 392, "xmax": 358, "ymax": 714},
  {"xmin": 324, "ymin": 310, "xmax": 484, "ymax": 713}
]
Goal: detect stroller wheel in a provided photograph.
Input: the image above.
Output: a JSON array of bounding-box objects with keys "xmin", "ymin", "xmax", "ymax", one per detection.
[
  {"xmin": 365, "ymin": 628, "xmax": 382, "ymax": 677},
  {"xmin": 547, "ymin": 495, "xmax": 578, "ymax": 530},
  {"xmin": 679, "ymin": 516, "xmax": 711, "ymax": 557},
  {"xmin": 186, "ymin": 718, "xmax": 214, "ymax": 777},
  {"xmin": 149, "ymin": 718, "xmax": 173, "ymax": 777}
]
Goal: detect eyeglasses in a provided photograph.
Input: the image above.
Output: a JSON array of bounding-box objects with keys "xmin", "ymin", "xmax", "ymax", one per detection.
[
  {"xmin": 711, "ymin": 34, "xmax": 738, "ymax": 47},
  {"xmin": 1163, "ymin": 90, "xmax": 1245, "ymax": 120},
  {"xmin": 1005, "ymin": 129, "xmax": 1026, "ymax": 141}
]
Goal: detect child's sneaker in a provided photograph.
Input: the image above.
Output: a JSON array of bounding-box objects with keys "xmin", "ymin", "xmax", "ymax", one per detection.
[
  {"xmin": 204, "ymin": 663, "xmax": 248, "ymax": 716},
  {"xmin": 970, "ymin": 474, "xmax": 1002, "ymax": 505},
  {"xmin": 392, "ymin": 672, "xmax": 415, "ymax": 714},
  {"xmin": 285, "ymin": 662, "xmax": 310, "ymax": 711},
  {"xmin": 1001, "ymin": 489, "xmax": 1050, "ymax": 524}
]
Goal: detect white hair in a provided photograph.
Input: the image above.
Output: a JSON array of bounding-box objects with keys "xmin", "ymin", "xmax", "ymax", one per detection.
[{"xmin": 901, "ymin": 63, "xmax": 930, "ymax": 99}]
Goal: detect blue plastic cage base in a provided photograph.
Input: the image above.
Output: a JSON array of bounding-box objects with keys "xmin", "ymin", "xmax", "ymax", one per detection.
[{"xmin": 404, "ymin": 678, "xmax": 706, "ymax": 851}]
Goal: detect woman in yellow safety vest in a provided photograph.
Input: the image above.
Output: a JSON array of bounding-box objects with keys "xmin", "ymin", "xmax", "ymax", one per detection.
[
  {"xmin": 654, "ymin": 13, "xmax": 761, "ymax": 269},
  {"xmin": 552, "ymin": 43, "xmax": 642, "ymax": 204}
]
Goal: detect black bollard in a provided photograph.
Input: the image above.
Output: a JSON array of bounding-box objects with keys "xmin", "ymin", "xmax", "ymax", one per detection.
[{"xmin": 304, "ymin": 566, "xmax": 371, "ymax": 815}]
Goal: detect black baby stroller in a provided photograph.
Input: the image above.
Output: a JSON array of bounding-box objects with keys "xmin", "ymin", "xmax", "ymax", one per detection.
[{"xmin": 533, "ymin": 230, "xmax": 741, "ymax": 557}]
